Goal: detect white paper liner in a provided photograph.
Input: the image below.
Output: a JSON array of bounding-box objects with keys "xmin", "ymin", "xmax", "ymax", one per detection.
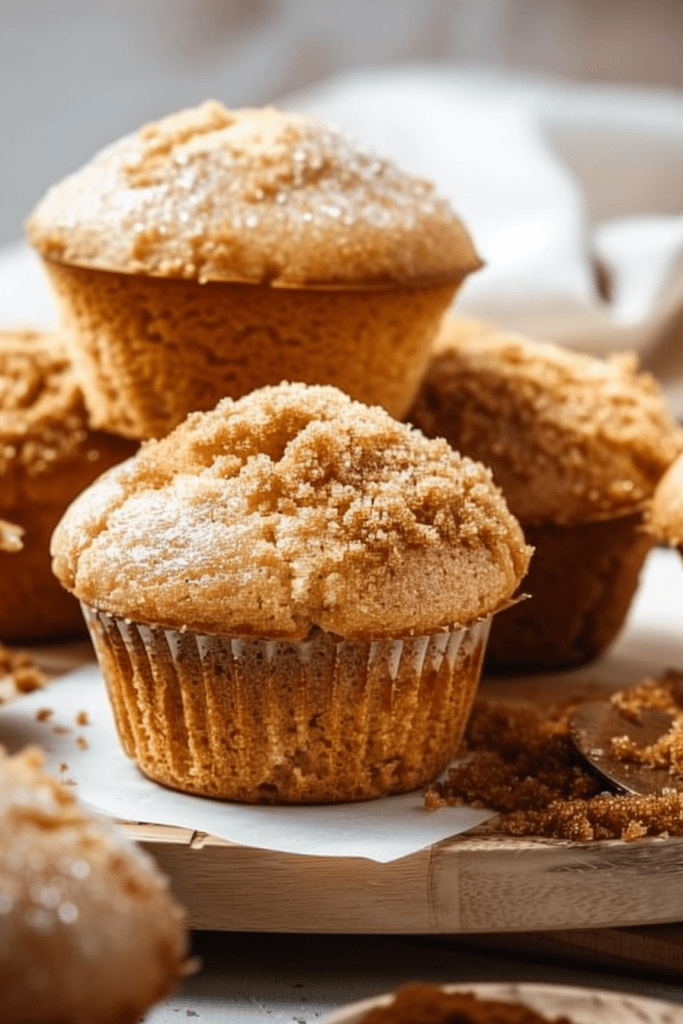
[{"xmin": 84, "ymin": 609, "xmax": 490, "ymax": 804}]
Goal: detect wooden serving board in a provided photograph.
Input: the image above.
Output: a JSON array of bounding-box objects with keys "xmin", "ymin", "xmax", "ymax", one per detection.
[
  {"xmin": 122, "ymin": 820, "xmax": 683, "ymax": 938},
  {"xmin": 12, "ymin": 549, "xmax": 683, "ymax": 968}
]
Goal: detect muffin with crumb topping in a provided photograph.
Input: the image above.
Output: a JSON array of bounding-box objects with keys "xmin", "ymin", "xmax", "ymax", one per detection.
[
  {"xmin": 0, "ymin": 745, "xmax": 189, "ymax": 1024},
  {"xmin": 0, "ymin": 329, "xmax": 136, "ymax": 642},
  {"xmin": 409, "ymin": 319, "xmax": 683, "ymax": 671},
  {"xmin": 51, "ymin": 382, "xmax": 529, "ymax": 803},
  {"xmin": 27, "ymin": 101, "xmax": 480, "ymax": 440}
]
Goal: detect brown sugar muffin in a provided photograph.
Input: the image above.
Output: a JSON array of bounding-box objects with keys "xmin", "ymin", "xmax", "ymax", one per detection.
[
  {"xmin": 647, "ymin": 452, "xmax": 683, "ymax": 551},
  {"xmin": 0, "ymin": 745, "xmax": 190, "ymax": 1024},
  {"xmin": 51, "ymin": 382, "xmax": 530, "ymax": 803},
  {"xmin": 26, "ymin": 101, "xmax": 481, "ymax": 440},
  {"xmin": 409, "ymin": 319, "xmax": 683, "ymax": 672},
  {"xmin": 0, "ymin": 330, "xmax": 137, "ymax": 642}
]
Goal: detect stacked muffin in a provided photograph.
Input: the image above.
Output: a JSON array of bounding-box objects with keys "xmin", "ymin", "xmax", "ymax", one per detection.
[
  {"xmin": 0, "ymin": 330, "xmax": 136, "ymax": 642},
  {"xmin": 27, "ymin": 101, "xmax": 480, "ymax": 439},
  {"xmin": 409, "ymin": 318, "xmax": 683, "ymax": 671}
]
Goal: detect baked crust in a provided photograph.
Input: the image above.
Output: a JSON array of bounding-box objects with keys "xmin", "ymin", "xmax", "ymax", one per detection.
[
  {"xmin": 27, "ymin": 101, "xmax": 481, "ymax": 288},
  {"xmin": 409, "ymin": 319, "xmax": 683, "ymax": 526},
  {"xmin": 52, "ymin": 382, "xmax": 530, "ymax": 639}
]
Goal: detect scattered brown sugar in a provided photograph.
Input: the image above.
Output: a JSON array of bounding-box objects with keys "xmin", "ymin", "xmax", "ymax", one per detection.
[
  {"xmin": 35, "ymin": 707, "xmax": 54, "ymax": 722},
  {"xmin": 609, "ymin": 671, "xmax": 683, "ymax": 776},
  {"xmin": 356, "ymin": 984, "xmax": 573, "ymax": 1024},
  {"xmin": 75, "ymin": 710, "xmax": 90, "ymax": 726},
  {"xmin": 0, "ymin": 641, "xmax": 46, "ymax": 703},
  {"xmin": 425, "ymin": 674, "xmax": 683, "ymax": 842}
]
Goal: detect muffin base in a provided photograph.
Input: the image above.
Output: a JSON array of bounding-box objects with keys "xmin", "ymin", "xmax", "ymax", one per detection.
[
  {"xmin": 485, "ymin": 511, "xmax": 653, "ymax": 673},
  {"xmin": 44, "ymin": 260, "xmax": 462, "ymax": 439},
  {"xmin": 83, "ymin": 608, "xmax": 490, "ymax": 803}
]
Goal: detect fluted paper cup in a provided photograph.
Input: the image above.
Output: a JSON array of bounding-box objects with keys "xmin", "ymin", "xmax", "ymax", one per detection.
[{"xmin": 82, "ymin": 606, "xmax": 491, "ymax": 804}]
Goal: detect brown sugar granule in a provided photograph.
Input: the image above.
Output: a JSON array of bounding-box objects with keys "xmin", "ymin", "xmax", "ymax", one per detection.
[
  {"xmin": 35, "ymin": 707, "xmax": 54, "ymax": 722},
  {"xmin": 357, "ymin": 984, "xmax": 573, "ymax": 1024},
  {"xmin": 76, "ymin": 736, "xmax": 89, "ymax": 751},
  {"xmin": 75, "ymin": 710, "xmax": 90, "ymax": 726},
  {"xmin": 0, "ymin": 642, "xmax": 46, "ymax": 703},
  {"xmin": 425, "ymin": 678, "xmax": 683, "ymax": 842}
]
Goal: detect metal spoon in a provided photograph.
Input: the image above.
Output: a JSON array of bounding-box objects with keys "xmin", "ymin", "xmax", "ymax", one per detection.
[{"xmin": 570, "ymin": 701, "xmax": 683, "ymax": 796}]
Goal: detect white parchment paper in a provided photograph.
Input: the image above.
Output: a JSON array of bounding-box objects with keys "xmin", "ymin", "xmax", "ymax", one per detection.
[{"xmin": 0, "ymin": 667, "xmax": 492, "ymax": 863}]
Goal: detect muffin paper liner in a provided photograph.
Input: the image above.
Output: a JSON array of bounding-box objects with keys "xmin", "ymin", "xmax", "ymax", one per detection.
[{"xmin": 82, "ymin": 606, "xmax": 490, "ymax": 804}]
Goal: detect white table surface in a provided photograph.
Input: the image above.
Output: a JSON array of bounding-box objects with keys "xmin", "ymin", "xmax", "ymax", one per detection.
[{"xmin": 144, "ymin": 931, "xmax": 683, "ymax": 1022}]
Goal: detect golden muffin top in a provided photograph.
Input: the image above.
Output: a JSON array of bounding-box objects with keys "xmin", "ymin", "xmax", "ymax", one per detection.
[
  {"xmin": 409, "ymin": 319, "xmax": 683, "ymax": 526},
  {"xmin": 0, "ymin": 746, "xmax": 189, "ymax": 1024},
  {"xmin": 647, "ymin": 452, "xmax": 683, "ymax": 547},
  {"xmin": 27, "ymin": 101, "xmax": 481, "ymax": 288},
  {"xmin": 0, "ymin": 330, "xmax": 136, "ymax": 508},
  {"xmin": 52, "ymin": 382, "xmax": 530, "ymax": 640}
]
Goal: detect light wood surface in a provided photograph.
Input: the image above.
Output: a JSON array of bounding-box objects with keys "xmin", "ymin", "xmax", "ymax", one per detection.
[{"xmin": 120, "ymin": 820, "xmax": 683, "ymax": 937}]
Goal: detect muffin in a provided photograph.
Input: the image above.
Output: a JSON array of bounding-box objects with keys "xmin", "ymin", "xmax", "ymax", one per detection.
[
  {"xmin": 51, "ymin": 382, "xmax": 530, "ymax": 803},
  {"xmin": 0, "ymin": 330, "xmax": 137, "ymax": 642},
  {"xmin": 647, "ymin": 452, "xmax": 683, "ymax": 552},
  {"xmin": 26, "ymin": 101, "xmax": 481, "ymax": 440},
  {"xmin": 409, "ymin": 319, "xmax": 683, "ymax": 672},
  {"xmin": 0, "ymin": 745, "xmax": 189, "ymax": 1024}
]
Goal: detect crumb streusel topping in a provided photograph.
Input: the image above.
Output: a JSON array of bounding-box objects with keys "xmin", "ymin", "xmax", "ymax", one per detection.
[
  {"xmin": 51, "ymin": 382, "xmax": 530, "ymax": 639},
  {"xmin": 0, "ymin": 330, "xmax": 126, "ymax": 507},
  {"xmin": 409, "ymin": 320, "xmax": 683, "ymax": 526}
]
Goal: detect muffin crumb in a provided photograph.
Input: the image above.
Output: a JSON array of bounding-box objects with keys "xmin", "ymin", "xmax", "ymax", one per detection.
[{"xmin": 0, "ymin": 643, "xmax": 46, "ymax": 704}]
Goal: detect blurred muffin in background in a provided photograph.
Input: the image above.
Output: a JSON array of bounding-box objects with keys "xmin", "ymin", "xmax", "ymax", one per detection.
[
  {"xmin": 409, "ymin": 318, "xmax": 683, "ymax": 672},
  {"xmin": 0, "ymin": 330, "xmax": 136, "ymax": 642},
  {"xmin": 26, "ymin": 101, "xmax": 481, "ymax": 439},
  {"xmin": 0, "ymin": 745, "xmax": 190, "ymax": 1024}
]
